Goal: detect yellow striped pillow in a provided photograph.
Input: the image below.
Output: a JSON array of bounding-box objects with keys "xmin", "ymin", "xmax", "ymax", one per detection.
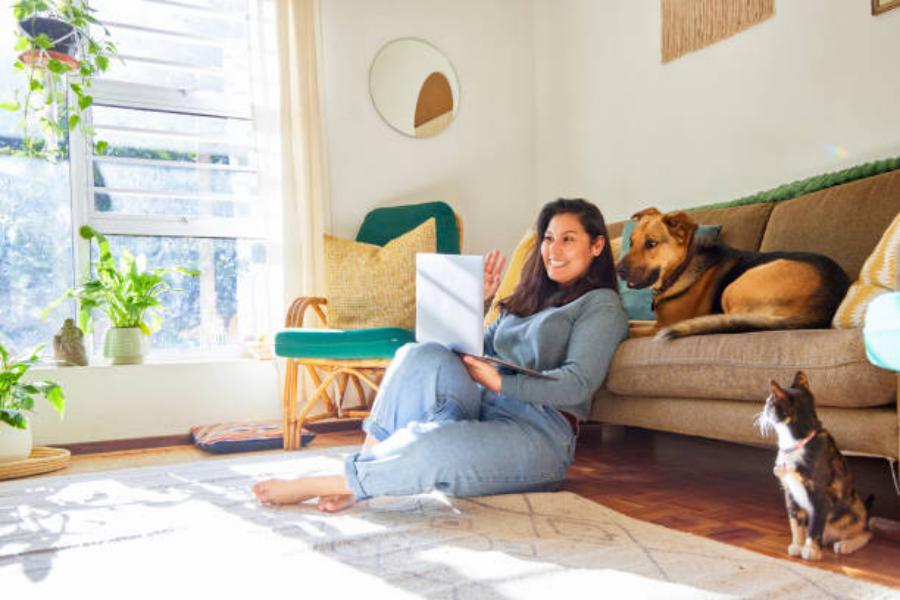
[{"xmin": 832, "ymin": 212, "xmax": 900, "ymax": 328}]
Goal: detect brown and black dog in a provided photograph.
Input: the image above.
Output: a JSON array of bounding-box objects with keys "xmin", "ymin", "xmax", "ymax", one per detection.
[{"xmin": 616, "ymin": 208, "xmax": 850, "ymax": 340}]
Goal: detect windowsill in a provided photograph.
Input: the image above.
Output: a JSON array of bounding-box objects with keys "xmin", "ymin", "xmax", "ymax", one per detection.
[{"xmin": 32, "ymin": 353, "xmax": 274, "ymax": 373}]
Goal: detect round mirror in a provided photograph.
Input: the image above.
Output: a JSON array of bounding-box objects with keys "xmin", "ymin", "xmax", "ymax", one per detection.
[{"xmin": 369, "ymin": 38, "xmax": 459, "ymax": 138}]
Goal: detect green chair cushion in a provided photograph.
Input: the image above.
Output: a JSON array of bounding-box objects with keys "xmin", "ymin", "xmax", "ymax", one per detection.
[
  {"xmin": 274, "ymin": 327, "xmax": 415, "ymax": 360},
  {"xmin": 355, "ymin": 201, "xmax": 460, "ymax": 254}
]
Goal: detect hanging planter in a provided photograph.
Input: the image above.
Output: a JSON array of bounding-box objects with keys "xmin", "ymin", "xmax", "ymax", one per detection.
[
  {"xmin": 17, "ymin": 16, "xmax": 81, "ymax": 70},
  {"xmin": 1, "ymin": 1, "xmax": 120, "ymax": 161}
]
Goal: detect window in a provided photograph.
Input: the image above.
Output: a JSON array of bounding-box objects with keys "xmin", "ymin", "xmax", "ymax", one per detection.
[{"xmin": 0, "ymin": 0, "xmax": 278, "ymax": 356}]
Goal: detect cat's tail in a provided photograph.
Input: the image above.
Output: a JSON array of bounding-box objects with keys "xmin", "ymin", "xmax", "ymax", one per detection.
[{"xmin": 868, "ymin": 516, "xmax": 900, "ymax": 543}]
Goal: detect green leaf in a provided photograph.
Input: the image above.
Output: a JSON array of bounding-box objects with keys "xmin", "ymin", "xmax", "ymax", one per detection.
[
  {"xmin": 95, "ymin": 140, "xmax": 108, "ymax": 155},
  {"xmin": 13, "ymin": 35, "xmax": 30, "ymax": 52},
  {"xmin": 44, "ymin": 385, "xmax": 65, "ymax": 417},
  {"xmin": 78, "ymin": 94, "xmax": 93, "ymax": 110},
  {"xmin": 0, "ymin": 100, "xmax": 21, "ymax": 112},
  {"xmin": 33, "ymin": 33, "xmax": 53, "ymax": 50},
  {"xmin": 96, "ymin": 55, "xmax": 109, "ymax": 71},
  {"xmin": 29, "ymin": 78, "xmax": 43, "ymax": 92},
  {"xmin": 68, "ymin": 114, "xmax": 81, "ymax": 130},
  {"xmin": 46, "ymin": 59, "xmax": 69, "ymax": 74}
]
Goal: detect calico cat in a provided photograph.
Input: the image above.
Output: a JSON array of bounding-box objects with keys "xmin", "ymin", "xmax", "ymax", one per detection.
[{"xmin": 756, "ymin": 371, "xmax": 872, "ymax": 561}]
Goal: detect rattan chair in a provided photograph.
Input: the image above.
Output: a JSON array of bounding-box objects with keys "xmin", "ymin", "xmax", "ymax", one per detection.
[{"xmin": 275, "ymin": 202, "xmax": 463, "ymax": 450}]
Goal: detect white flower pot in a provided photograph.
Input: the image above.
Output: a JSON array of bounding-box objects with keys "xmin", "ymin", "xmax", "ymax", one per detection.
[
  {"xmin": 103, "ymin": 327, "xmax": 147, "ymax": 365},
  {"xmin": 0, "ymin": 422, "xmax": 33, "ymax": 463}
]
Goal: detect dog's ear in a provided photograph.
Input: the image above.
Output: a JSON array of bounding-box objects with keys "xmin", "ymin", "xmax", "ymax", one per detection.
[
  {"xmin": 791, "ymin": 371, "xmax": 810, "ymax": 391},
  {"xmin": 630, "ymin": 207, "xmax": 661, "ymax": 221},
  {"xmin": 662, "ymin": 211, "xmax": 697, "ymax": 243}
]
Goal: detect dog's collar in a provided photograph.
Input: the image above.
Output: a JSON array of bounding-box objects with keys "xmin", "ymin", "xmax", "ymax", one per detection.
[
  {"xmin": 656, "ymin": 231, "xmax": 698, "ymax": 295},
  {"xmin": 780, "ymin": 430, "xmax": 817, "ymax": 454}
]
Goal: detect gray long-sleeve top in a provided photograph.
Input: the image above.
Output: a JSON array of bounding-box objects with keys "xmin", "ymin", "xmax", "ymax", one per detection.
[{"xmin": 485, "ymin": 288, "xmax": 628, "ymax": 420}]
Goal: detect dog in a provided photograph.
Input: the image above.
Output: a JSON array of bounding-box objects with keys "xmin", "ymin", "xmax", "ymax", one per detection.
[{"xmin": 616, "ymin": 208, "xmax": 850, "ymax": 339}]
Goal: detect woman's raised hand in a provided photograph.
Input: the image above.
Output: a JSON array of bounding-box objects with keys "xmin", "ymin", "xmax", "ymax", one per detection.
[{"xmin": 483, "ymin": 249, "xmax": 506, "ymax": 302}]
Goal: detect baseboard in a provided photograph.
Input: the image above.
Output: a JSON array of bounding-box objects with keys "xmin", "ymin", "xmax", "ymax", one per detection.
[{"xmin": 58, "ymin": 434, "xmax": 193, "ymax": 455}]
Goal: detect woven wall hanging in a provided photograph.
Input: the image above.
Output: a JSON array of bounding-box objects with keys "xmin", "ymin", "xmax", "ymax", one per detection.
[{"xmin": 661, "ymin": 0, "xmax": 774, "ymax": 63}]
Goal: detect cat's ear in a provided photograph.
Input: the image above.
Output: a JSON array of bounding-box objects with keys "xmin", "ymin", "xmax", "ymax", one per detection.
[
  {"xmin": 769, "ymin": 379, "xmax": 788, "ymax": 402},
  {"xmin": 792, "ymin": 371, "xmax": 810, "ymax": 391}
]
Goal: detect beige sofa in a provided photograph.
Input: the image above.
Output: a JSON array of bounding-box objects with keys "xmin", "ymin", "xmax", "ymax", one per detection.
[{"xmin": 594, "ymin": 169, "xmax": 900, "ymax": 460}]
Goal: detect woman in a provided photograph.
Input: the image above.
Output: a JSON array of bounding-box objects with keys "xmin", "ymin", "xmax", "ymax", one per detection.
[{"xmin": 253, "ymin": 198, "xmax": 628, "ymax": 511}]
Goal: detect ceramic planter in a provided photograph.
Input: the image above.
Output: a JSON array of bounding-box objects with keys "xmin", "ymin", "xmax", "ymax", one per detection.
[
  {"xmin": 0, "ymin": 422, "xmax": 33, "ymax": 463},
  {"xmin": 103, "ymin": 327, "xmax": 147, "ymax": 365}
]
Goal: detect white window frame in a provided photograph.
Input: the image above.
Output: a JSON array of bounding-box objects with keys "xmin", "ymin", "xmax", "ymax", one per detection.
[{"xmin": 65, "ymin": 0, "xmax": 273, "ymax": 350}]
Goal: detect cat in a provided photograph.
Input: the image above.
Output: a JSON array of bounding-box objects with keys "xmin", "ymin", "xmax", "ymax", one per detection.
[{"xmin": 755, "ymin": 371, "xmax": 872, "ymax": 561}]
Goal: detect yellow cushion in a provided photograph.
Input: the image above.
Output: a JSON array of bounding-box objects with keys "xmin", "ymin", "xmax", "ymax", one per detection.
[
  {"xmin": 832, "ymin": 212, "xmax": 900, "ymax": 328},
  {"xmin": 485, "ymin": 228, "xmax": 536, "ymax": 325},
  {"xmin": 324, "ymin": 218, "xmax": 436, "ymax": 329},
  {"xmin": 610, "ymin": 236, "xmax": 622, "ymax": 263}
]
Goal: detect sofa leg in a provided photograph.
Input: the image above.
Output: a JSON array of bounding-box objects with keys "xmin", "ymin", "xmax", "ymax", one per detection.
[{"xmin": 885, "ymin": 457, "xmax": 900, "ymax": 499}]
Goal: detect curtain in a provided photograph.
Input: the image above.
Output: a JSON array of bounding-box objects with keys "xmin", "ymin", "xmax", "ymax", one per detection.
[{"xmin": 277, "ymin": 0, "xmax": 331, "ymax": 303}]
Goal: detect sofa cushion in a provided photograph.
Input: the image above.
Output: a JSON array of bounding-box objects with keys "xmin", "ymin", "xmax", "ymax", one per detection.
[
  {"xmin": 590, "ymin": 392, "xmax": 899, "ymax": 459},
  {"xmin": 759, "ymin": 170, "xmax": 900, "ymax": 278},
  {"xmin": 685, "ymin": 202, "xmax": 773, "ymax": 251},
  {"xmin": 605, "ymin": 328, "xmax": 896, "ymax": 408},
  {"xmin": 833, "ymin": 211, "xmax": 900, "ymax": 328}
]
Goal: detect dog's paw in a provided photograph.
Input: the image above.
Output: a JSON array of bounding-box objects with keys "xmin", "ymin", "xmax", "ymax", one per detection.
[
  {"xmin": 801, "ymin": 541, "xmax": 822, "ymax": 561},
  {"xmin": 787, "ymin": 543, "xmax": 803, "ymax": 557}
]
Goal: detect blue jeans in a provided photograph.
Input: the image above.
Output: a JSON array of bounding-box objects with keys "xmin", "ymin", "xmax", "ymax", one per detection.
[{"xmin": 343, "ymin": 342, "xmax": 577, "ymax": 500}]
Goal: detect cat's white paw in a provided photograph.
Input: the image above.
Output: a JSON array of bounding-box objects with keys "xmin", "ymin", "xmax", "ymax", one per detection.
[
  {"xmin": 787, "ymin": 543, "xmax": 803, "ymax": 557},
  {"xmin": 801, "ymin": 541, "xmax": 822, "ymax": 561}
]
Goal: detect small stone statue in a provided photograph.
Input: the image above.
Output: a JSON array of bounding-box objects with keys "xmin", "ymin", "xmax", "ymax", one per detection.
[{"xmin": 53, "ymin": 318, "xmax": 88, "ymax": 366}]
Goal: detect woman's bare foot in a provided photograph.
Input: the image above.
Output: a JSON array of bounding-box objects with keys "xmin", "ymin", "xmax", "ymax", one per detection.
[
  {"xmin": 318, "ymin": 494, "xmax": 357, "ymax": 513},
  {"xmin": 252, "ymin": 474, "xmax": 353, "ymax": 507},
  {"xmin": 252, "ymin": 479, "xmax": 314, "ymax": 505}
]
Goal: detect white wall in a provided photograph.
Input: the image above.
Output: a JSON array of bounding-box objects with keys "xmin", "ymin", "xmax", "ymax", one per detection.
[
  {"xmin": 319, "ymin": 0, "xmax": 537, "ymax": 258},
  {"xmin": 533, "ymin": 0, "xmax": 900, "ymax": 223},
  {"xmin": 27, "ymin": 360, "xmax": 280, "ymax": 445}
]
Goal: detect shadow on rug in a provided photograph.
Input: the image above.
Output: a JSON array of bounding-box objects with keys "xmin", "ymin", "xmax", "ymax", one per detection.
[{"xmin": 0, "ymin": 446, "xmax": 895, "ymax": 599}]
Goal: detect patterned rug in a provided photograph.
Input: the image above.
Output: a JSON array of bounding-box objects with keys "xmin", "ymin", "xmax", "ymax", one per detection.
[{"xmin": 1, "ymin": 446, "xmax": 896, "ymax": 598}]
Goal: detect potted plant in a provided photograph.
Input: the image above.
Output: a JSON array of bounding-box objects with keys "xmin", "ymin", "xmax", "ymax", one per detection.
[
  {"xmin": 0, "ymin": 342, "xmax": 65, "ymax": 462},
  {"xmin": 1, "ymin": 0, "xmax": 119, "ymax": 161},
  {"xmin": 44, "ymin": 226, "xmax": 199, "ymax": 365}
]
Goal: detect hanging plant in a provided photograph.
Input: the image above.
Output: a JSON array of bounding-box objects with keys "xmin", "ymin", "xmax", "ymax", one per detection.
[{"xmin": 1, "ymin": 0, "xmax": 120, "ymax": 161}]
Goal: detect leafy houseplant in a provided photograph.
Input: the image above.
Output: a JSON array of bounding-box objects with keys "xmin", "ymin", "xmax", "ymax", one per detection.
[
  {"xmin": 1, "ymin": 0, "xmax": 119, "ymax": 161},
  {"xmin": 45, "ymin": 226, "xmax": 199, "ymax": 364},
  {"xmin": 0, "ymin": 342, "xmax": 65, "ymax": 462}
]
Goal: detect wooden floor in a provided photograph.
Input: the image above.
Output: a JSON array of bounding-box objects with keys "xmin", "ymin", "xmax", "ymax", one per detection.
[{"xmin": 51, "ymin": 425, "xmax": 900, "ymax": 589}]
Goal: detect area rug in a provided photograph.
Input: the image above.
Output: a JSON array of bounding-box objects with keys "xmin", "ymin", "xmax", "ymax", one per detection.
[{"xmin": 0, "ymin": 446, "xmax": 895, "ymax": 598}]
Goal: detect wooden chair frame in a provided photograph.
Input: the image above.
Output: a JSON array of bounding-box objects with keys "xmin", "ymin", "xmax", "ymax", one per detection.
[
  {"xmin": 281, "ymin": 213, "xmax": 464, "ymax": 450},
  {"xmin": 281, "ymin": 297, "xmax": 390, "ymax": 450}
]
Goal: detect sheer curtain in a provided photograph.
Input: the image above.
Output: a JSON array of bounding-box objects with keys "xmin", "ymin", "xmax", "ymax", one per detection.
[{"xmin": 276, "ymin": 0, "xmax": 332, "ymax": 306}]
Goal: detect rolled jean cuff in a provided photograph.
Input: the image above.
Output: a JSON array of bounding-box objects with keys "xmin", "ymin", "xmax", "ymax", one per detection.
[
  {"xmin": 362, "ymin": 417, "xmax": 390, "ymax": 442},
  {"xmin": 343, "ymin": 452, "xmax": 371, "ymax": 500}
]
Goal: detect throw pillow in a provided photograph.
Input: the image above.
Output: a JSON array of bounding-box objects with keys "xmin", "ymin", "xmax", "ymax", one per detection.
[
  {"xmin": 191, "ymin": 420, "xmax": 315, "ymax": 454},
  {"xmin": 325, "ymin": 217, "xmax": 436, "ymax": 329},
  {"xmin": 485, "ymin": 228, "xmax": 536, "ymax": 325},
  {"xmin": 618, "ymin": 220, "xmax": 723, "ymax": 321},
  {"xmin": 832, "ymin": 212, "xmax": 900, "ymax": 328}
]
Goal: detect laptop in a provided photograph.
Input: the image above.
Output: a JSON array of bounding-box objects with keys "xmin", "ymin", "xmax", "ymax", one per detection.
[{"xmin": 415, "ymin": 253, "xmax": 557, "ymax": 380}]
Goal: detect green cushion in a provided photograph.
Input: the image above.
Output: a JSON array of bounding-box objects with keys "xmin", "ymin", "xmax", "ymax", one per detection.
[
  {"xmin": 274, "ymin": 327, "xmax": 415, "ymax": 359},
  {"xmin": 618, "ymin": 221, "xmax": 722, "ymax": 321},
  {"xmin": 356, "ymin": 201, "xmax": 460, "ymax": 254}
]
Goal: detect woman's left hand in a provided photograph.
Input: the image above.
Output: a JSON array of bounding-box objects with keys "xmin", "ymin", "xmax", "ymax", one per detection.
[{"xmin": 461, "ymin": 355, "xmax": 501, "ymax": 393}]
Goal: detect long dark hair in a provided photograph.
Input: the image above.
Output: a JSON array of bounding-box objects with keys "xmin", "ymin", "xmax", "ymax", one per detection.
[{"xmin": 500, "ymin": 198, "xmax": 618, "ymax": 317}]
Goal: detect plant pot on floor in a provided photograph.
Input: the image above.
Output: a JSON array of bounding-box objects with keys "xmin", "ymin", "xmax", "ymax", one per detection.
[
  {"xmin": 103, "ymin": 327, "xmax": 148, "ymax": 365},
  {"xmin": 0, "ymin": 422, "xmax": 33, "ymax": 463},
  {"xmin": 17, "ymin": 16, "xmax": 80, "ymax": 69}
]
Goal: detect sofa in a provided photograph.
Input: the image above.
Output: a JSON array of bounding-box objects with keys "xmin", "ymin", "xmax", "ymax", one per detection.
[{"xmin": 592, "ymin": 168, "xmax": 900, "ymax": 460}]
